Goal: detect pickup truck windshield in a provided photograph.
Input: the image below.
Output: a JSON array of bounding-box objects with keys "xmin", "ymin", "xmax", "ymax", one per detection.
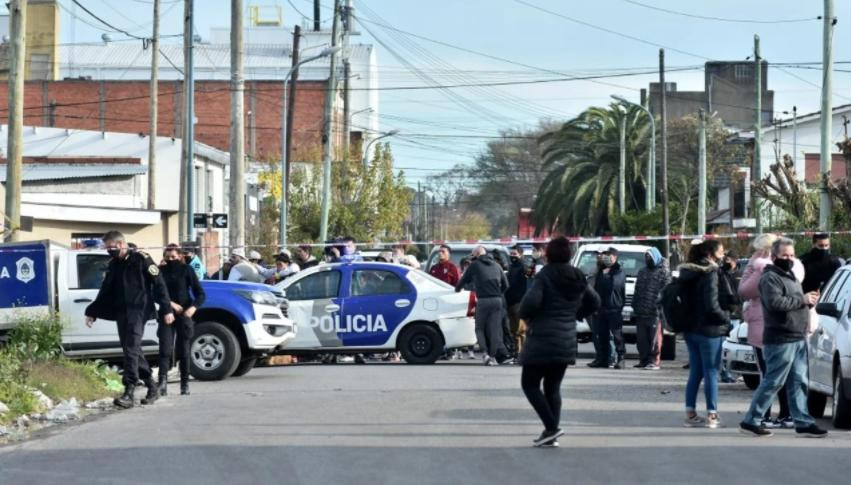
[{"xmin": 576, "ymin": 251, "xmax": 646, "ymax": 278}]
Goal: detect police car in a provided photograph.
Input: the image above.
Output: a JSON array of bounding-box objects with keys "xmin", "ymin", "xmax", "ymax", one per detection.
[{"xmin": 274, "ymin": 262, "xmax": 476, "ymax": 364}]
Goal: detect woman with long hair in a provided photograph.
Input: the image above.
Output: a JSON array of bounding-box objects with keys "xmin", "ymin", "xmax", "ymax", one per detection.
[{"xmin": 518, "ymin": 236, "xmax": 600, "ymax": 448}]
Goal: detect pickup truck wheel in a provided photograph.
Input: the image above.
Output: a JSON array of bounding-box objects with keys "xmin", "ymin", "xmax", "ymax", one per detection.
[
  {"xmin": 190, "ymin": 321, "xmax": 242, "ymax": 381},
  {"xmin": 808, "ymin": 389, "xmax": 827, "ymax": 419},
  {"xmin": 399, "ymin": 324, "xmax": 444, "ymax": 365},
  {"xmin": 744, "ymin": 374, "xmax": 761, "ymax": 391},
  {"xmin": 660, "ymin": 334, "xmax": 677, "ymax": 361},
  {"xmin": 832, "ymin": 370, "xmax": 851, "ymax": 429},
  {"xmin": 231, "ymin": 357, "xmax": 258, "ymax": 378}
]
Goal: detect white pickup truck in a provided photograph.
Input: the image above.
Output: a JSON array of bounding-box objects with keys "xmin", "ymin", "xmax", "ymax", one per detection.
[{"xmin": 0, "ymin": 240, "xmax": 295, "ymax": 380}]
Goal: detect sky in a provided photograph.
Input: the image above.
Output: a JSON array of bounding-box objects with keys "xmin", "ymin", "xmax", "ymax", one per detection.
[{"xmin": 26, "ymin": 0, "xmax": 851, "ymax": 187}]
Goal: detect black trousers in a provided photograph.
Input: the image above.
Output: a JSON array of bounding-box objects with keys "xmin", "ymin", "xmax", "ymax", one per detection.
[
  {"xmin": 158, "ymin": 314, "xmax": 194, "ymax": 379},
  {"xmin": 755, "ymin": 346, "xmax": 791, "ymax": 420},
  {"xmin": 116, "ymin": 313, "xmax": 152, "ymax": 387},
  {"xmin": 521, "ymin": 363, "xmax": 568, "ymax": 431},
  {"xmin": 598, "ymin": 310, "xmax": 626, "ymax": 360}
]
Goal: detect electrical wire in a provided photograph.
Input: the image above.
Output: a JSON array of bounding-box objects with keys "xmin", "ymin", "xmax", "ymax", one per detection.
[
  {"xmin": 620, "ymin": 0, "xmax": 820, "ymax": 24},
  {"xmin": 71, "ymin": 0, "xmax": 147, "ymax": 40}
]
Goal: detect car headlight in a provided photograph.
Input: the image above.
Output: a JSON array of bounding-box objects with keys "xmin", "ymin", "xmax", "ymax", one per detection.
[
  {"xmin": 263, "ymin": 324, "xmax": 292, "ymax": 337},
  {"xmin": 235, "ymin": 290, "xmax": 280, "ymax": 306}
]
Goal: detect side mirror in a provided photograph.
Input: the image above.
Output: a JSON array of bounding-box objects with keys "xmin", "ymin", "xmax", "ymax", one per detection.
[{"xmin": 815, "ymin": 302, "xmax": 841, "ymax": 319}]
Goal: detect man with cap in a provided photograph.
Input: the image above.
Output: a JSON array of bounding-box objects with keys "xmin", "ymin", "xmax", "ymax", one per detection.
[
  {"xmin": 227, "ymin": 248, "xmax": 264, "ymax": 283},
  {"xmin": 592, "ymin": 247, "xmax": 627, "ymax": 369},
  {"xmin": 181, "ymin": 241, "xmax": 206, "ymax": 281}
]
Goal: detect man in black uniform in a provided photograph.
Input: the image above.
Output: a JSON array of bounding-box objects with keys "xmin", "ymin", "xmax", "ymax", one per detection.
[
  {"xmin": 158, "ymin": 244, "xmax": 206, "ymax": 396},
  {"xmin": 85, "ymin": 231, "xmax": 174, "ymax": 408}
]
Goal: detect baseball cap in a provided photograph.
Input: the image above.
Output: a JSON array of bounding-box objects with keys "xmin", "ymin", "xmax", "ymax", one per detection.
[{"xmin": 248, "ymin": 250, "xmax": 262, "ymax": 260}]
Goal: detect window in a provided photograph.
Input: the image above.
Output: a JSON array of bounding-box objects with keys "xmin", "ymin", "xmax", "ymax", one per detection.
[
  {"xmin": 821, "ymin": 271, "xmax": 848, "ymax": 304},
  {"xmin": 351, "ymin": 270, "xmax": 410, "ymax": 296},
  {"xmin": 76, "ymin": 254, "xmax": 112, "ymax": 290},
  {"xmin": 286, "ymin": 270, "xmax": 341, "ymax": 300},
  {"xmin": 734, "ymin": 64, "xmax": 753, "ymax": 81},
  {"xmin": 29, "ymin": 54, "xmax": 50, "ymax": 80}
]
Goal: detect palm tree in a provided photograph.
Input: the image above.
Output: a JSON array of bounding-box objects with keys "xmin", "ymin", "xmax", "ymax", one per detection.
[{"xmin": 533, "ymin": 104, "xmax": 652, "ymax": 235}]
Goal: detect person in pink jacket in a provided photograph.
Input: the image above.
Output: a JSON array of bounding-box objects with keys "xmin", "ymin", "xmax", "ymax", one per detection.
[{"xmin": 738, "ymin": 234, "xmax": 804, "ymax": 429}]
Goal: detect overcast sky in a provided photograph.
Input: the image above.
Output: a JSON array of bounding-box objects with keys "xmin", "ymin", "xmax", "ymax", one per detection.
[{"xmin": 34, "ymin": 0, "xmax": 851, "ymax": 185}]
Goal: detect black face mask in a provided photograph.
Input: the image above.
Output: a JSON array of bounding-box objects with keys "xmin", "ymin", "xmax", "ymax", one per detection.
[
  {"xmin": 510, "ymin": 256, "xmax": 520, "ymax": 264},
  {"xmin": 774, "ymin": 259, "xmax": 793, "ymax": 272},
  {"xmin": 813, "ymin": 247, "xmax": 830, "ymax": 257},
  {"xmin": 107, "ymin": 248, "xmax": 121, "ymax": 258},
  {"xmin": 722, "ymin": 262, "xmax": 732, "ymax": 272},
  {"xmin": 167, "ymin": 259, "xmax": 181, "ymax": 267}
]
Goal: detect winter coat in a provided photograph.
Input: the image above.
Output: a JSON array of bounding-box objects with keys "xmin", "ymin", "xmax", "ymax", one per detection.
[
  {"xmin": 455, "ymin": 254, "xmax": 508, "ymax": 299},
  {"xmin": 718, "ymin": 268, "xmax": 741, "ymax": 313},
  {"xmin": 632, "ymin": 248, "xmax": 671, "ymax": 317},
  {"xmin": 594, "ymin": 262, "xmax": 626, "ymax": 311},
  {"xmin": 800, "ymin": 248, "xmax": 843, "ymax": 293},
  {"xmin": 677, "ymin": 259, "xmax": 730, "ymax": 337},
  {"xmin": 759, "ymin": 264, "xmax": 810, "ymax": 344},
  {"xmin": 519, "ymin": 263, "xmax": 601, "ymax": 366},
  {"xmin": 85, "ymin": 251, "xmax": 173, "ymax": 322},
  {"xmin": 738, "ymin": 251, "xmax": 805, "ymax": 348},
  {"xmin": 504, "ymin": 259, "xmax": 529, "ymax": 306}
]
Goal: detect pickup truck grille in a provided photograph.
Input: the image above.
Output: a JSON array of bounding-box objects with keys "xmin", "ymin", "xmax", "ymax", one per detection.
[{"xmin": 625, "ymin": 294, "xmax": 633, "ymax": 307}]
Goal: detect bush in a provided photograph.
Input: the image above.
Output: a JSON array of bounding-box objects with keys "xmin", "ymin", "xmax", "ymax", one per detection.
[
  {"xmin": 27, "ymin": 360, "xmax": 122, "ymax": 402},
  {"xmin": 6, "ymin": 313, "xmax": 64, "ymax": 361},
  {"xmin": 0, "ymin": 352, "xmax": 36, "ymax": 423}
]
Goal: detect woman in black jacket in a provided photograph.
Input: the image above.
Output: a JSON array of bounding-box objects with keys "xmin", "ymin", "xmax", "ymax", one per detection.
[
  {"xmin": 158, "ymin": 244, "xmax": 206, "ymax": 396},
  {"xmin": 518, "ymin": 237, "xmax": 601, "ymax": 448},
  {"xmin": 677, "ymin": 239, "xmax": 730, "ymax": 429}
]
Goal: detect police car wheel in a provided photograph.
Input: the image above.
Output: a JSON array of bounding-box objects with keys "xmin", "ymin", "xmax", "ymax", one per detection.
[
  {"xmin": 230, "ymin": 357, "xmax": 258, "ymax": 378},
  {"xmin": 189, "ymin": 321, "xmax": 242, "ymax": 381},
  {"xmin": 399, "ymin": 324, "xmax": 444, "ymax": 365}
]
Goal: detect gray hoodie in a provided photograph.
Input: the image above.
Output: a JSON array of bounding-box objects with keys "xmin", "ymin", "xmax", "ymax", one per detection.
[{"xmin": 455, "ymin": 254, "xmax": 508, "ymax": 298}]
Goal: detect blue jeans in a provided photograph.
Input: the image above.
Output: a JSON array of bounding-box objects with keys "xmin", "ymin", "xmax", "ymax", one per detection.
[
  {"xmin": 742, "ymin": 340, "xmax": 815, "ymax": 428},
  {"xmin": 684, "ymin": 332, "xmax": 723, "ymax": 413}
]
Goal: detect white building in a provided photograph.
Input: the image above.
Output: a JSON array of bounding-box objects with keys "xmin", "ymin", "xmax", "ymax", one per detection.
[{"xmin": 0, "ymin": 125, "xmax": 229, "ymax": 261}]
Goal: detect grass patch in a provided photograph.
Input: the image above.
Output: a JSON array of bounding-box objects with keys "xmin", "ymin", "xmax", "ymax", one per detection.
[{"xmin": 25, "ymin": 360, "xmax": 122, "ymax": 403}]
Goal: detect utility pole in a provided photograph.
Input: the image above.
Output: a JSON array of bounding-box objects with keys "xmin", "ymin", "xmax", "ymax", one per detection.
[
  {"xmin": 793, "ymin": 106, "xmax": 799, "ymax": 178},
  {"xmin": 698, "ymin": 109, "xmax": 707, "ymax": 235},
  {"xmin": 318, "ymin": 0, "xmax": 341, "ymax": 243},
  {"xmin": 186, "ymin": 0, "xmax": 196, "ymax": 241},
  {"xmin": 618, "ymin": 115, "xmax": 626, "ymax": 216},
  {"xmin": 314, "ymin": 0, "xmax": 321, "ymax": 31},
  {"xmin": 753, "ymin": 35, "xmax": 763, "ymax": 233},
  {"xmin": 230, "ymin": 0, "xmax": 246, "ymax": 251},
  {"xmin": 659, "ymin": 49, "xmax": 670, "ymax": 257},
  {"xmin": 280, "ymin": 25, "xmax": 301, "ymax": 249},
  {"xmin": 820, "ymin": 0, "xmax": 835, "ymax": 230},
  {"xmin": 645, "ymin": 98, "xmax": 656, "ymax": 210},
  {"xmin": 4, "ymin": 0, "xmax": 26, "ymax": 242},
  {"xmin": 342, "ymin": 0, "xmax": 353, "ymax": 161},
  {"xmin": 147, "ymin": 0, "xmax": 160, "ymax": 211}
]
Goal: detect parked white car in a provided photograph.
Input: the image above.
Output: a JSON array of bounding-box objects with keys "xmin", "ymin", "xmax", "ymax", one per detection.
[
  {"xmin": 722, "ymin": 320, "xmax": 760, "ymax": 389},
  {"xmin": 806, "ymin": 265, "xmax": 851, "ymax": 429}
]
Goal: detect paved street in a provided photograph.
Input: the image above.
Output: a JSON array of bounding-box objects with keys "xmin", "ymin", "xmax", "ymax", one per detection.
[{"xmin": 1, "ymin": 343, "xmax": 849, "ymax": 485}]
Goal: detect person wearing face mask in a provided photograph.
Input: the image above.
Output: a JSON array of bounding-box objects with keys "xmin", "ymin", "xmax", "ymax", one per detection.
[
  {"xmin": 800, "ymin": 233, "xmax": 842, "ymax": 294},
  {"xmin": 505, "ymin": 246, "xmax": 529, "ymax": 355},
  {"xmin": 591, "ymin": 248, "xmax": 627, "ymax": 369},
  {"xmin": 157, "ymin": 244, "xmax": 206, "ymax": 396},
  {"xmin": 739, "ymin": 238, "xmax": 827, "ymax": 438},
  {"xmin": 181, "ymin": 242, "xmax": 206, "ymax": 281},
  {"xmin": 84, "ymin": 231, "xmax": 174, "ymax": 408},
  {"xmin": 632, "ymin": 247, "xmax": 670, "ymax": 370}
]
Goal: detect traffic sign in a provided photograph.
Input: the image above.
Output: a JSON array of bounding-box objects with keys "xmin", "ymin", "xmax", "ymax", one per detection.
[
  {"xmin": 192, "ymin": 213, "xmax": 228, "ymax": 229},
  {"xmin": 192, "ymin": 214, "xmax": 207, "ymax": 229},
  {"xmin": 212, "ymin": 213, "xmax": 228, "ymax": 228}
]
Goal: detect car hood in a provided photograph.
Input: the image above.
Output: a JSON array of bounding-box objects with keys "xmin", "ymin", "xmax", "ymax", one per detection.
[{"xmin": 202, "ymin": 280, "xmax": 276, "ymax": 293}]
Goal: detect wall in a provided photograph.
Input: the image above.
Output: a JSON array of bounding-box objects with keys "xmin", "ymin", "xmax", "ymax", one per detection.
[
  {"xmin": 0, "ymin": 79, "xmax": 328, "ymax": 161},
  {"xmin": 0, "ymin": 0, "xmax": 59, "ymax": 81},
  {"xmin": 24, "ymin": 213, "xmax": 179, "ymax": 252}
]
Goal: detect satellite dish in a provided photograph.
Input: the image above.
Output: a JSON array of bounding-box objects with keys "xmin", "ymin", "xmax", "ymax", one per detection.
[{"xmin": 101, "ymin": 33, "xmax": 113, "ymax": 43}]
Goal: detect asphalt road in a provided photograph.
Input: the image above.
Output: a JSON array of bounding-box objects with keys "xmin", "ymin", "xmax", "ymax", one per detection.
[{"xmin": 1, "ymin": 342, "xmax": 849, "ymax": 485}]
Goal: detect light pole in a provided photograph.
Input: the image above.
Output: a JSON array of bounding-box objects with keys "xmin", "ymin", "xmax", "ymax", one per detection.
[
  {"xmin": 612, "ymin": 95, "xmax": 655, "ymax": 212},
  {"xmin": 279, "ymin": 46, "xmax": 341, "ymax": 249},
  {"xmin": 362, "ymin": 130, "xmax": 399, "ymax": 169}
]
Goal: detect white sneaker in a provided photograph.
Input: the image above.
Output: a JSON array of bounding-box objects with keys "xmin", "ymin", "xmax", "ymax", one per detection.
[{"xmin": 467, "ymin": 350, "xmax": 477, "ymax": 360}]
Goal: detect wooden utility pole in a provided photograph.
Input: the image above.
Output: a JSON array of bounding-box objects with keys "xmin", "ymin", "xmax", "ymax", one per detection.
[
  {"xmin": 229, "ymin": 0, "xmax": 246, "ymax": 251},
  {"xmin": 754, "ymin": 35, "xmax": 763, "ymax": 233},
  {"xmin": 318, "ymin": 0, "xmax": 341, "ymax": 243},
  {"xmin": 618, "ymin": 115, "xmax": 626, "ymax": 216},
  {"xmin": 698, "ymin": 109, "xmax": 707, "ymax": 235},
  {"xmin": 147, "ymin": 0, "xmax": 160, "ymax": 210},
  {"xmin": 819, "ymin": 0, "xmax": 835, "ymax": 230},
  {"xmin": 659, "ymin": 48, "xmax": 670, "ymax": 258},
  {"xmin": 4, "ymin": 0, "xmax": 26, "ymax": 242},
  {"xmin": 285, "ymin": 25, "xmax": 301, "ymax": 194}
]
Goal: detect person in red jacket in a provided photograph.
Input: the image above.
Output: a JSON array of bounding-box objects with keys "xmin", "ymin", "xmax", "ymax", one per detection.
[{"xmin": 429, "ymin": 244, "xmax": 460, "ymax": 285}]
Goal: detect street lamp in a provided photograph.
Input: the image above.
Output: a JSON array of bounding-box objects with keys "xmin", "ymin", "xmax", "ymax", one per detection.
[
  {"xmin": 279, "ymin": 45, "xmax": 342, "ymax": 249},
  {"xmin": 362, "ymin": 130, "xmax": 399, "ymax": 169},
  {"xmin": 612, "ymin": 95, "xmax": 655, "ymax": 212}
]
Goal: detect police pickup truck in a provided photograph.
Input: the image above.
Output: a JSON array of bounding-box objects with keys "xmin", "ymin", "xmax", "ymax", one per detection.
[{"xmin": 0, "ymin": 240, "xmax": 294, "ymax": 380}]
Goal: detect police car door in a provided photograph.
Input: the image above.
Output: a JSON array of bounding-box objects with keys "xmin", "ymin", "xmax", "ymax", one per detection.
[
  {"xmin": 283, "ymin": 267, "xmax": 344, "ymax": 349},
  {"xmin": 341, "ymin": 268, "xmax": 415, "ymax": 347}
]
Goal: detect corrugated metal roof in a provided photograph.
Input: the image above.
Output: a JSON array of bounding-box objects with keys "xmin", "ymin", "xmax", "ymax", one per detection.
[{"xmin": 0, "ymin": 164, "xmax": 148, "ymax": 182}]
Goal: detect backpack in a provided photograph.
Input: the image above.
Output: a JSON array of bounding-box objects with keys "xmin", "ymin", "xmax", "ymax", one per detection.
[{"xmin": 660, "ymin": 278, "xmax": 695, "ymax": 333}]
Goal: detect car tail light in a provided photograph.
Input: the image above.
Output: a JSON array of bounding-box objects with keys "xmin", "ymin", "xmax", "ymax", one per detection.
[{"xmin": 467, "ymin": 291, "xmax": 477, "ymax": 317}]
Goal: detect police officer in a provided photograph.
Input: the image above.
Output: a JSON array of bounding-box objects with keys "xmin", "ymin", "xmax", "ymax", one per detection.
[
  {"xmin": 158, "ymin": 244, "xmax": 206, "ymax": 396},
  {"xmin": 85, "ymin": 231, "xmax": 174, "ymax": 408}
]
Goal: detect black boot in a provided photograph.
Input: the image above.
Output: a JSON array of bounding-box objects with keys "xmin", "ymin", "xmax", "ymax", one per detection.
[
  {"xmin": 141, "ymin": 379, "xmax": 159, "ymax": 405},
  {"xmin": 158, "ymin": 375, "xmax": 168, "ymax": 396},
  {"xmin": 180, "ymin": 376, "xmax": 190, "ymax": 395},
  {"xmin": 114, "ymin": 385, "xmax": 135, "ymax": 409}
]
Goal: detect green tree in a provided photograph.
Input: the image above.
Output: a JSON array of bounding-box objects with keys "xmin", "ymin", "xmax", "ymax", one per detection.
[{"xmin": 533, "ymin": 104, "xmax": 652, "ymax": 235}]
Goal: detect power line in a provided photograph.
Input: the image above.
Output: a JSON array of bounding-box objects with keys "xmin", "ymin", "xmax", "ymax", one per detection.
[
  {"xmin": 620, "ymin": 0, "xmax": 819, "ymax": 24},
  {"xmin": 71, "ymin": 0, "xmax": 147, "ymax": 40}
]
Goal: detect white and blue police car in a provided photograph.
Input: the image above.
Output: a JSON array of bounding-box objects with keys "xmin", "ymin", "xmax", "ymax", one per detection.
[{"xmin": 275, "ymin": 262, "xmax": 476, "ymax": 364}]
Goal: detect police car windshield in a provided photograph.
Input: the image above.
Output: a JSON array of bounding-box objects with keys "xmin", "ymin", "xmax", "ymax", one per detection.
[{"xmin": 576, "ymin": 251, "xmax": 646, "ymax": 278}]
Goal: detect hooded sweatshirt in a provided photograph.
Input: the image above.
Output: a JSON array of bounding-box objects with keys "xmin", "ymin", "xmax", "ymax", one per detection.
[
  {"xmin": 454, "ymin": 254, "xmax": 508, "ymax": 298},
  {"xmin": 676, "ymin": 259, "xmax": 730, "ymax": 337},
  {"xmin": 519, "ymin": 263, "xmax": 601, "ymax": 365},
  {"xmin": 632, "ymin": 247, "xmax": 671, "ymax": 317}
]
